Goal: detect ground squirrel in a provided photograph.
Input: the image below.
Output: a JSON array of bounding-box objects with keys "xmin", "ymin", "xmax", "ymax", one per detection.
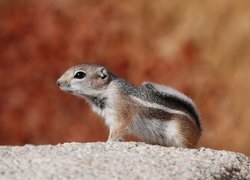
[{"xmin": 57, "ymin": 64, "xmax": 201, "ymax": 148}]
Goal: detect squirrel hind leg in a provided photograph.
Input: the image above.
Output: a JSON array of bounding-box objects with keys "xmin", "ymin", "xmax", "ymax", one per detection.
[
  {"xmin": 177, "ymin": 117, "xmax": 201, "ymax": 148},
  {"xmin": 132, "ymin": 118, "xmax": 187, "ymax": 147},
  {"xmin": 159, "ymin": 118, "xmax": 200, "ymax": 148},
  {"xmin": 161, "ymin": 120, "xmax": 187, "ymax": 147}
]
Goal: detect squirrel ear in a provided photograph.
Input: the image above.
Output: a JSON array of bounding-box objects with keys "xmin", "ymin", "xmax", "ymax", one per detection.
[{"xmin": 97, "ymin": 67, "xmax": 109, "ymax": 80}]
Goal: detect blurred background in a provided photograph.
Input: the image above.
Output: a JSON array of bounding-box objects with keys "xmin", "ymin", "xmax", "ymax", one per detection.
[{"xmin": 0, "ymin": 0, "xmax": 250, "ymax": 155}]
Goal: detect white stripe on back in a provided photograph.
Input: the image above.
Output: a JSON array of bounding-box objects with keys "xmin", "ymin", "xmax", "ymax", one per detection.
[{"xmin": 130, "ymin": 96, "xmax": 191, "ymax": 119}]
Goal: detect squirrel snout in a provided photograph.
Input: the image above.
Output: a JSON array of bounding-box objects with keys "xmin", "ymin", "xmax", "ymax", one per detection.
[
  {"xmin": 56, "ymin": 80, "xmax": 71, "ymax": 89},
  {"xmin": 56, "ymin": 80, "xmax": 62, "ymax": 86}
]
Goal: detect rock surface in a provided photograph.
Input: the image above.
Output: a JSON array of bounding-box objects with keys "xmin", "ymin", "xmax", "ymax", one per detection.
[{"xmin": 0, "ymin": 142, "xmax": 249, "ymax": 180}]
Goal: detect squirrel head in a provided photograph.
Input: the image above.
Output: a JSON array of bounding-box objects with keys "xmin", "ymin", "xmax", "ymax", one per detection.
[{"xmin": 57, "ymin": 64, "xmax": 114, "ymax": 97}]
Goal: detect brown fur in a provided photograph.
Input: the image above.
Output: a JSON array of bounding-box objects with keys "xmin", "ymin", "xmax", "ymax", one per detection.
[
  {"xmin": 107, "ymin": 94, "xmax": 139, "ymax": 141},
  {"xmin": 177, "ymin": 116, "xmax": 201, "ymax": 148}
]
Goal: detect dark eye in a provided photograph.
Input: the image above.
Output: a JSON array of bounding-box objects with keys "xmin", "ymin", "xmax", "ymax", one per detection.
[{"xmin": 74, "ymin": 71, "xmax": 86, "ymax": 79}]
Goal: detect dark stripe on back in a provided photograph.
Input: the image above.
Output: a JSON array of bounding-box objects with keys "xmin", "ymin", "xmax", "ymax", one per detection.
[
  {"xmin": 142, "ymin": 107, "xmax": 173, "ymax": 120},
  {"xmin": 117, "ymin": 79, "xmax": 201, "ymax": 131},
  {"xmin": 143, "ymin": 83, "xmax": 201, "ymax": 131}
]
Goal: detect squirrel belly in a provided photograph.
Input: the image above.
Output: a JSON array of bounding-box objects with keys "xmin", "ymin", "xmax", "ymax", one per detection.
[{"xmin": 57, "ymin": 64, "xmax": 202, "ymax": 148}]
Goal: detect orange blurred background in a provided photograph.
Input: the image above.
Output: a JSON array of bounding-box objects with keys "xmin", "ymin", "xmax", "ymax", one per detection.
[{"xmin": 0, "ymin": 0, "xmax": 250, "ymax": 155}]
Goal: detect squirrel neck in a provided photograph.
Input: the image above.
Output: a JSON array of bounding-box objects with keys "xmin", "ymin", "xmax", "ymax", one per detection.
[
  {"xmin": 83, "ymin": 79, "xmax": 120, "ymax": 110},
  {"xmin": 85, "ymin": 95, "xmax": 108, "ymax": 110},
  {"xmin": 83, "ymin": 78, "xmax": 137, "ymax": 113}
]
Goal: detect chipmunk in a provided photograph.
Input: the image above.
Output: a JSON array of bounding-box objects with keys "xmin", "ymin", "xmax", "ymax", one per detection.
[{"xmin": 57, "ymin": 64, "xmax": 201, "ymax": 148}]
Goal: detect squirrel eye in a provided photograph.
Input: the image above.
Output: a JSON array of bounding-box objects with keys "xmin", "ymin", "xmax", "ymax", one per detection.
[
  {"xmin": 74, "ymin": 71, "xmax": 86, "ymax": 79},
  {"xmin": 100, "ymin": 74, "xmax": 107, "ymax": 79}
]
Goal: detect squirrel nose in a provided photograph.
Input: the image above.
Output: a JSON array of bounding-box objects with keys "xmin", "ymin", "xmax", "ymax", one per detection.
[{"xmin": 56, "ymin": 80, "xmax": 62, "ymax": 86}]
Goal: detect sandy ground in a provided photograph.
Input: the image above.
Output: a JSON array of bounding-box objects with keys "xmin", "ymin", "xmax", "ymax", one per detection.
[{"xmin": 0, "ymin": 142, "xmax": 249, "ymax": 180}]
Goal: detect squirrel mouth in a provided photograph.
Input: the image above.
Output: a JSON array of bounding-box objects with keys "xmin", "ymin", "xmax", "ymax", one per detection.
[
  {"xmin": 60, "ymin": 87, "xmax": 73, "ymax": 93},
  {"xmin": 58, "ymin": 84, "xmax": 73, "ymax": 93}
]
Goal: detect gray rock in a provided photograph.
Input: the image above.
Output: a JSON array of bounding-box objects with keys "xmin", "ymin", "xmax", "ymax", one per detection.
[{"xmin": 0, "ymin": 142, "xmax": 249, "ymax": 180}]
